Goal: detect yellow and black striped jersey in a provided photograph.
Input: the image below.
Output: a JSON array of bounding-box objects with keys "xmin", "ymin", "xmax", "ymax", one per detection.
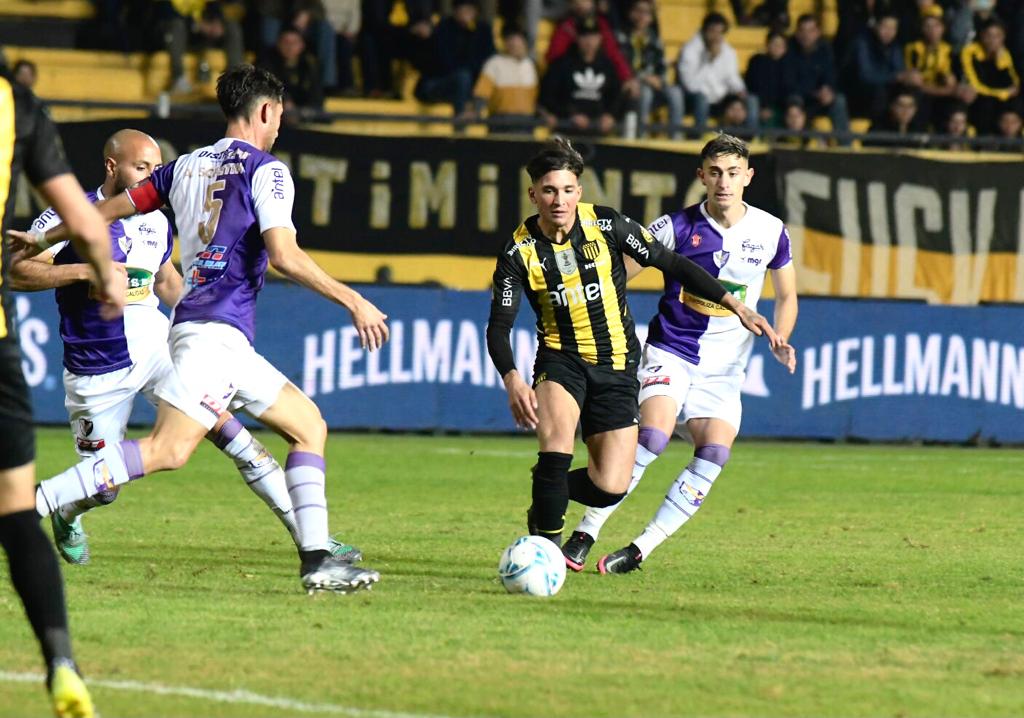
[
  {"xmin": 0, "ymin": 74, "xmax": 71, "ymax": 341},
  {"xmin": 487, "ymin": 203, "xmax": 728, "ymax": 374}
]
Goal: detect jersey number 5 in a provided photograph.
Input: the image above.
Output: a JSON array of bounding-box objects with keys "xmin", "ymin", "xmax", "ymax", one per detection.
[{"xmin": 198, "ymin": 180, "xmax": 226, "ymax": 244}]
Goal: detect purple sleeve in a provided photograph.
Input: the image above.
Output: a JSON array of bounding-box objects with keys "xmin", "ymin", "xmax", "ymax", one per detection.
[
  {"xmin": 149, "ymin": 160, "xmax": 177, "ymax": 203},
  {"xmin": 768, "ymin": 226, "xmax": 792, "ymax": 269},
  {"xmin": 160, "ymin": 221, "xmax": 174, "ymax": 266}
]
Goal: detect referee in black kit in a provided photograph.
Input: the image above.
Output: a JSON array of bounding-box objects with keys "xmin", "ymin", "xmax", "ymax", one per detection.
[{"xmin": 0, "ymin": 67, "xmax": 124, "ymax": 717}]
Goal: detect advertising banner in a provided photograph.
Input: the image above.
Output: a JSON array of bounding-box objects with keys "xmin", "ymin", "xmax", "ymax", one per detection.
[{"xmin": 16, "ymin": 284, "xmax": 1024, "ymax": 443}]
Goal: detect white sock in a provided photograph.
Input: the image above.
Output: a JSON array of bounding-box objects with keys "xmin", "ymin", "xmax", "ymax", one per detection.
[
  {"xmin": 36, "ymin": 441, "xmax": 142, "ymax": 518},
  {"xmin": 285, "ymin": 451, "xmax": 330, "ymax": 552},
  {"xmin": 633, "ymin": 455, "xmax": 723, "ymax": 559},
  {"xmin": 575, "ymin": 437, "xmax": 664, "ymax": 540},
  {"xmin": 213, "ymin": 421, "xmax": 301, "ymax": 546},
  {"xmin": 58, "ymin": 489, "xmax": 119, "ymax": 523}
]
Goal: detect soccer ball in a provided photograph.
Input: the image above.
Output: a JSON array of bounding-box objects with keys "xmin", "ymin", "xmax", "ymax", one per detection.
[{"xmin": 497, "ymin": 535, "xmax": 566, "ymax": 596}]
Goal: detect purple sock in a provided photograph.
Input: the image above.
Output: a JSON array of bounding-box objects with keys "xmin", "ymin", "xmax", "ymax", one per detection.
[
  {"xmin": 695, "ymin": 443, "xmax": 731, "ymax": 467},
  {"xmin": 119, "ymin": 440, "xmax": 145, "ymax": 479},
  {"xmin": 639, "ymin": 427, "xmax": 670, "ymax": 456},
  {"xmin": 210, "ymin": 417, "xmax": 244, "ymax": 450}
]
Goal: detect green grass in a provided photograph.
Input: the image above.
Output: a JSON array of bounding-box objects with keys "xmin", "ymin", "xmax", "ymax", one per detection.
[{"xmin": 2, "ymin": 429, "xmax": 1023, "ymax": 717}]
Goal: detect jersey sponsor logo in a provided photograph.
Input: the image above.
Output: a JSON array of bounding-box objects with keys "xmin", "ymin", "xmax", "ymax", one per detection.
[
  {"xmin": 136, "ymin": 223, "xmax": 157, "ymax": 236},
  {"xmin": 639, "ymin": 226, "xmax": 656, "ymax": 243},
  {"xmin": 500, "ymin": 276, "xmax": 515, "ymax": 307},
  {"xmin": 271, "ymin": 166, "xmax": 287, "ymax": 200},
  {"xmin": 508, "ymin": 236, "xmax": 535, "ymax": 256},
  {"xmin": 125, "ymin": 268, "xmax": 155, "ymax": 303},
  {"xmin": 649, "ymin": 215, "xmax": 671, "ymax": 233},
  {"xmin": 581, "ymin": 219, "xmax": 613, "ymax": 232},
  {"xmin": 581, "ymin": 241, "xmax": 600, "ymax": 260},
  {"xmin": 190, "ymin": 245, "xmax": 229, "ymax": 285},
  {"xmin": 554, "ymin": 250, "xmax": 578, "ymax": 275},
  {"xmin": 741, "ymin": 239, "xmax": 764, "ymax": 252},
  {"xmin": 745, "ymin": 256, "xmax": 763, "ymax": 267},
  {"xmin": 549, "ymin": 279, "xmax": 605, "ymax": 307},
  {"xmin": 642, "ymin": 375, "xmax": 671, "ymax": 388},
  {"xmin": 77, "ymin": 437, "xmax": 106, "ymax": 452},
  {"xmin": 217, "ymin": 161, "xmax": 246, "ymax": 176},
  {"xmin": 625, "ymin": 233, "xmax": 649, "ymax": 260},
  {"xmin": 691, "ymin": 233, "xmax": 702, "ymax": 248},
  {"xmin": 713, "ymin": 249, "xmax": 730, "ymax": 268},
  {"xmin": 680, "ymin": 280, "xmax": 747, "ymax": 317}
]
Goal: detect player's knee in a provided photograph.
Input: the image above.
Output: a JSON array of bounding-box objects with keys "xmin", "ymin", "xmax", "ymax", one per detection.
[
  {"xmin": 695, "ymin": 443, "xmax": 731, "ymax": 467},
  {"xmin": 292, "ymin": 415, "xmax": 327, "ymax": 451}
]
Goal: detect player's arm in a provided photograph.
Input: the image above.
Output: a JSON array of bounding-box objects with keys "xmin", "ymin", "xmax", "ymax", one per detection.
[
  {"xmin": 153, "ymin": 259, "xmax": 184, "ymax": 307},
  {"xmin": 616, "ymin": 212, "xmax": 780, "ymax": 348},
  {"xmin": 486, "ymin": 248, "xmax": 537, "ymax": 430},
  {"xmin": 263, "ymin": 226, "xmax": 389, "ymax": 351},
  {"xmin": 8, "ymin": 247, "xmax": 87, "ymax": 291},
  {"xmin": 625, "ymin": 214, "xmax": 677, "ymax": 282},
  {"xmin": 768, "ymin": 228, "xmax": 798, "ymax": 373}
]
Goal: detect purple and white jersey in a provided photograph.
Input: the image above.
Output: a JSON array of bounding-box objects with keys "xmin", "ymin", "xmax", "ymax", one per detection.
[
  {"xmin": 144, "ymin": 137, "xmax": 294, "ymax": 343},
  {"xmin": 33, "ymin": 187, "xmax": 173, "ymax": 376},
  {"xmin": 646, "ymin": 202, "xmax": 791, "ymax": 373}
]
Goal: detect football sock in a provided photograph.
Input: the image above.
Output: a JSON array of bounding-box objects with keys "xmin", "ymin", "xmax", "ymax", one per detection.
[
  {"xmin": 530, "ymin": 451, "xmax": 572, "ymax": 542},
  {"xmin": 0, "ymin": 510, "xmax": 74, "ymax": 671},
  {"xmin": 211, "ymin": 419, "xmax": 301, "ymax": 546},
  {"xmin": 36, "ymin": 441, "xmax": 143, "ymax": 518},
  {"xmin": 285, "ymin": 452, "xmax": 330, "ymax": 554},
  {"xmin": 58, "ymin": 487, "xmax": 119, "ymax": 523},
  {"xmin": 633, "ymin": 443, "xmax": 730, "ymax": 559},
  {"xmin": 576, "ymin": 427, "xmax": 670, "ymax": 540},
  {"xmin": 567, "ymin": 468, "xmax": 626, "ymax": 508}
]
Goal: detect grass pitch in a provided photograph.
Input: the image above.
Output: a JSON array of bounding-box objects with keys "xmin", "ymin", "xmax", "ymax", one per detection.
[{"xmin": 2, "ymin": 429, "xmax": 1023, "ymax": 717}]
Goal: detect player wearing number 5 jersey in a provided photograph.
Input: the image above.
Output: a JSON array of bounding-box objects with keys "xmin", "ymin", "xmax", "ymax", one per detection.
[
  {"xmin": 561, "ymin": 134, "xmax": 800, "ymax": 575},
  {"xmin": 486, "ymin": 137, "xmax": 781, "ymax": 554},
  {"xmin": 12, "ymin": 66, "xmax": 388, "ymax": 594}
]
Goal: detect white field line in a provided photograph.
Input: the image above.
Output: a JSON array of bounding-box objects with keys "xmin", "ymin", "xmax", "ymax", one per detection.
[{"xmin": 0, "ymin": 671, "xmax": 476, "ymax": 718}]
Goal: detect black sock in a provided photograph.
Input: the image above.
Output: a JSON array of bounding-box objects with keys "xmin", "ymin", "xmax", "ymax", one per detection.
[
  {"xmin": 531, "ymin": 452, "xmax": 572, "ymax": 539},
  {"xmin": 299, "ymin": 548, "xmax": 331, "ymax": 573},
  {"xmin": 0, "ymin": 510, "xmax": 74, "ymax": 672},
  {"xmin": 567, "ymin": 468, "xmax": 627, "ymax": 508}
]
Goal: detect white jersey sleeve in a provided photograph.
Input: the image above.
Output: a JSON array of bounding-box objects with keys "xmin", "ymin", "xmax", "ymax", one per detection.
[
  {"xmin": 250, "ymin": 160, "xmax": 296, "ymax": 234},
  {"xmin": 646, "ymin": 214, "xmax": 676, "ymax": 250}
]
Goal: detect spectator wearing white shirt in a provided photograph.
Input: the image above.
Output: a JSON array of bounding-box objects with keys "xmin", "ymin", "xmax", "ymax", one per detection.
[{"xmin": 676, "ymin": 12, "xmax": 759, "ymax": 133}]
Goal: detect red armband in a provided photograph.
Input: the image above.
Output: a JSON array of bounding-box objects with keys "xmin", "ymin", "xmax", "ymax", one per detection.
[{"xmin": 127, "ymin": 180, "xmax": 162, "ymax": 214}]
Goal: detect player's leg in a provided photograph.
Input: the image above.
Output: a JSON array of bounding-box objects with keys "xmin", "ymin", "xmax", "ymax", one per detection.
[
  {"xmin": 526, "ymin": 351, "xmax": 584, "ymax": 547},
  {"xmin": 0, "ymin": 346, "xmax": 93, "ymax": 717}
]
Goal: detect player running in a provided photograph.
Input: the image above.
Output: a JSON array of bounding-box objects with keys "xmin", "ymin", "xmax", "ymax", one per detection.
[
  {"xmin": 0, "ymin": 70, "xmax": 121, "ymax": 718},
  {"xmin": 486, "ymin": 136, "xmax": 780, "ymax": 551},
  {"xmin": 561, "ymin": 133, "xmax": 798, "ymax": 574},
  {"xmin": 9, "ymin": 65, "xmax": 387, "ymax": 594},
  {"xmin": 12, "ymin": 129, "xmax": 360, "ymax": 566}
]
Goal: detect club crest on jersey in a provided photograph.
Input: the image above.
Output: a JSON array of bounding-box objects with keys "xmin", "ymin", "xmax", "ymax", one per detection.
[
  {"xmin": 713, "ymin": 250, "xmax": 730, "ymax": 268},
  {"xmin": 118, "ymin": 235, "xmax": 132, "ymax": 255},
  {"xmin": 555, "ymin": 250, "xmax": 578, "ymax": 275},
  {"xmin": 691, "ymin": 233, "xmax": 702, "ymax": 248},
  {"xmin": 581, "ymin": 241, "xmax": 600, "ymax": 260}
]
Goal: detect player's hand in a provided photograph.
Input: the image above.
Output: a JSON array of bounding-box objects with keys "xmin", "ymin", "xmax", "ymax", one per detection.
[
  {"xmin": 6, "ymin": 229, "xmax": 48, "ymax": 259},
  {"xmin": 736, "ymin": 306, "xmax": 781, "ymax": 349},
  {"xmin": 503, "ymin": 371, "xmax": 538, "ymax": 431},
  {"xmin": 93, "ymin": 263, "xmax": 127, "ymax": 320},
  {"xmin": 349, "ymin": 296, "xmax": 389, "ymax": 351},
  {"xmin": 772, "ymin": 341, "xmax": 797, "ymax": 374}
]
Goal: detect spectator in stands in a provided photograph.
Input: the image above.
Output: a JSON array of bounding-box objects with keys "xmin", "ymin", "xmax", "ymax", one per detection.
[
  {"xmin": 286, "ymin": 2, "xmax": 340, "ymax": 95},
  {"xmin": 731, "ymin": 0, "xmax": 789, "ymax": 31},
  {"xmin": 359, "ymin": 0, "xmax": 397, "ymax": 97},
  {"xmin": 11, "ymin": 60, "xmax": 37, "ymax": 91},
  {"xmin": 539, "ymin": 16, "xmax": 623, "ymax": 136},
  {"xmin": 782, "ymin": 14, "xmax": 850, "ymax": 137},
  {"xmin": 961, "ymin": 17, "xmax": 1021, "ymax": 135},
  {"xmin": 546, "ymin": 0, "xmax": 635, "ymax": 88},
  {"xmin": 993, "ymin": 107, "xmax": 1023, "ymax": 149},
  {"xmin": 412, "ymin": 0, "xmax": 496, "ymax": 121},
  {"xmin": 996, "ymin": 0, "xmax": 1024, "ymax": 74},
  {"xmin": 865, "ymin": 86, "xmax": 927, "ymax": 147},
  {"xmin": 942, "ymin": 103, "xmax": 973, "ymax": 150},
  {"xmin": 718, "ymin": 93, "xmax": 749, "ymax": 129},
  {"xmin": 745, "ymin": 30, "xmax": 788, "ymax": 126},
  {"xmin": 617, "ymin": 0, "xmax": 683, "ymax": 139},
  {"xmin": 472, "ymin": 24, "xmax": 539, "ymax": 133},
  {"xmin": 905, "ymin": 9, "xmax": 975, "ymax": 129},
  {"xmin": 776, "ymin": 96, "xmax": 814, "ymax": 146},
  {"xmin": 258, "ymin": 26, "xmax": 324, "ymax": 121},
  {"xmin": 160, "ymin": 0, "xmax": 245, "ymax": 94},
  {"xmin": 677, "ymin": 12, "xmax": 758, "ymax": 133},
  {"xmin": 321, "ymin": 0, "xmax": 360, "ymax": 95},
  {"xmin": 843, "ymin": 12, "xmax": 919, "ymax": 121}
]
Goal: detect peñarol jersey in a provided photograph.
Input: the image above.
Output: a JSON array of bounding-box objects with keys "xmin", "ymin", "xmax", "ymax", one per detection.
[
  {"xmin": 646, "ymin": 202, "xmax": 791, "ymax": 373},
  {"xmin": 490, "ymin": 203, "xmax": 671, "ymax": 371}
]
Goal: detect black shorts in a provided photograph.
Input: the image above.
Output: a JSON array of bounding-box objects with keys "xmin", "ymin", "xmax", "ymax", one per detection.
[
  {"xmin": 532, "ymin": 347, "xmax": 639, "ymax": 439},
  {"xmin": 0, "ymin": 339, "xmax": 35, "ymax": 470}
]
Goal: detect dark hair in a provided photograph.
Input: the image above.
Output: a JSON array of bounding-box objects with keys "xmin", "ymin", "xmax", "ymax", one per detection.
[
  {"xmin": 766, "ymin": 29, "xmax": 786, "ymax": 43},
  {"xmin": 501, "ymin": 22, "xmax": 526, "ymax": 39},
  {"xmin": 278, "ymin": 25, "xmax": 304, "ymax": 39},
  {"xmin": 13, "ymin": 59, "xmax": 36, "ymax": 74},
  {"xmin": 216, "ymin": 64, "xmax": 285, "ymax": 120},
  {"xmin": 701, "ymin": 12, "xmax": 729, "ymax": 33},
  {"xmin": 784, "ymin": 95, "xmax": 806, "ymax": 112},
  {"xmin": 721, "ymin": 93, "xmax": 744, "ymax": 110},
  {"xmin": 979, "ymin": 17, "xmax": 1006, "ymax": 34},
  {"xmin": 700, "ymin": 133, "xmax": 749, "ymax": 163},
  {"xmin": 526, "ymin": 136, "xmax": 584, "ymax": 181},
  {"xmin": 796, "ymin": 13, "xmax": 818, "ymax": 27}
]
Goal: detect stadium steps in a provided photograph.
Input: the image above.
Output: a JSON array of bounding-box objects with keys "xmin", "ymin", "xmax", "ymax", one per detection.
[{"xmin": 0, "ymin": 0, "xmax": 94, "ymax": 19}]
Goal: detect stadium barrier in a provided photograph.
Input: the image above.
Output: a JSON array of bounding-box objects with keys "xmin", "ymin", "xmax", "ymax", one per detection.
[
  {"xmin": 16, "ymin": 284, "xmax": 1024, "ymax": 442},
  {"xmin": 25, "ymin": 120, "xmax": 1023, "ymax": 300}
]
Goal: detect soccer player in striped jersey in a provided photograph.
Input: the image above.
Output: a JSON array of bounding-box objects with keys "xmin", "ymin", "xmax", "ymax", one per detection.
[
  {"xmin": 486, "ymin": 136, "xmax": 780, "ymax": 551},
  {"xmin": 561, "ymin": 133, "xmax": 799, "ymax": 574},
  {"xmin": 10, "ymin": 66, "xmax": 386, "ymax": 594},
  {"xmin": 13, "ymin": 129, "xmax": 360, "ymax": 566}
]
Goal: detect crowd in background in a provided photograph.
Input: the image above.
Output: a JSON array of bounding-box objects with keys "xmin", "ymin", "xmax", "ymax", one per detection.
[{"xmin": 21, "ymin": 0, "xmax": 1024, "ymax": 146}]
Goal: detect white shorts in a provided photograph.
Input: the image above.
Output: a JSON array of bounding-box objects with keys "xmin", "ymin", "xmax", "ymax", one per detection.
[
  {"xmin": 637, "ymin": 344, "xmax": 744, "ymax": 431},
  {"xmin": 155, "ymin": 321, "xmax": 289, "ymax": 430},
  {"xmin": 64, "ymin": 337, "xmax": 172, "ymax": 457}
]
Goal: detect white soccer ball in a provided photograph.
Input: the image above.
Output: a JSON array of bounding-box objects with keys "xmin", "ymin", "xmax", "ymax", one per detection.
[{"xmin": 497, "ymin": 535, "xmax": 567, "ymax": 596}]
